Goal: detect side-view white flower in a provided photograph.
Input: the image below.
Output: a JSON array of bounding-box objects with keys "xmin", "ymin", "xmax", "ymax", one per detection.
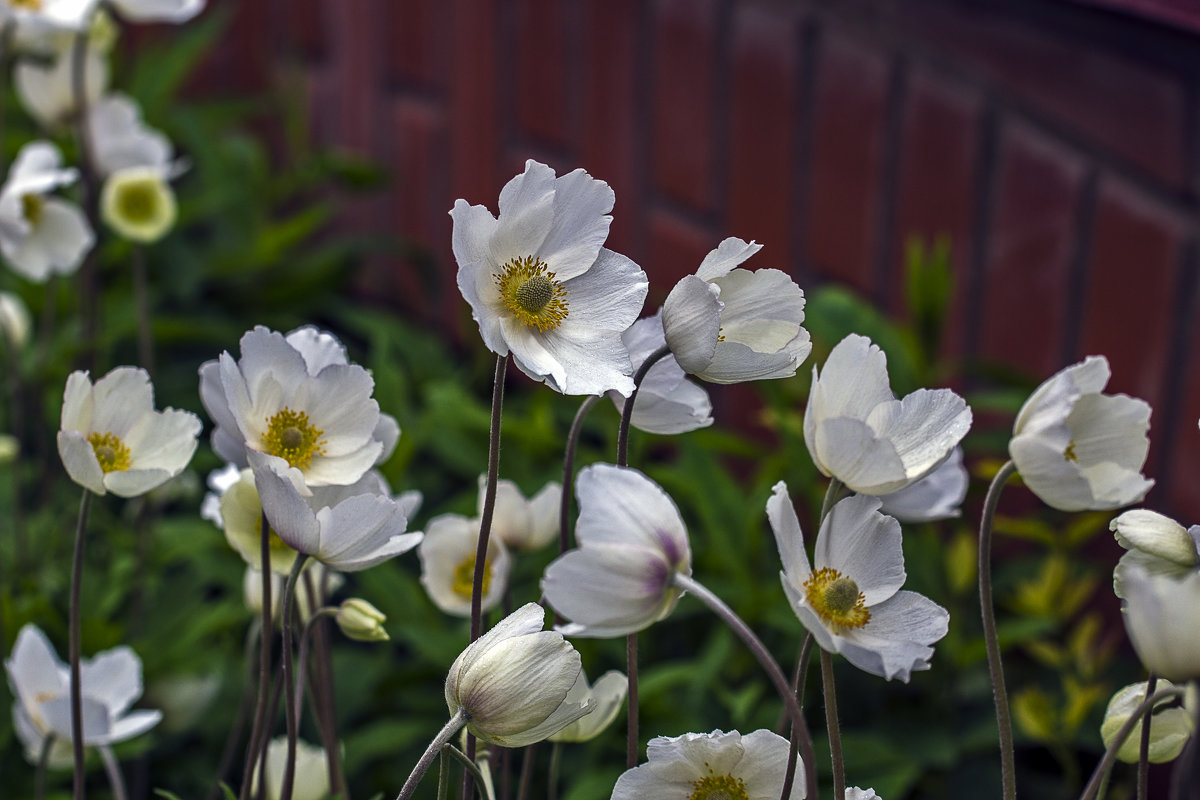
[
  {"xmin": 1009, "ymin": 355, "xmax": 1152, "ymax": 511},
  {"xmin": 608, "ymin": 311, "xmax": 714, "ymax": 434},
  {"xmin": 877, "ymin": 447, "xmax": 968, "ymax": 523},
  {"xmin": 1122, "ymin": 564, "xmax": 1200, "ymax": 682},
  {"xmin": 481, "ymin": 475, "xmax": 560, "ymax": 552},
  {"xmin": 662, "ymin": 237, "xmax": 811, "ymax": 384},
  {"xmin": 57, "ymin": 366, "xmax": 201, "ymax": 497},
  {"xmin": 5, "ymin": 623, "xmax": 161, "ymax": 766},
  {"xmin": 0, "ymin": 141, "xmax": 94, "ymax": 282},
  {"xmin": 768, "ymin": 483, "xmax": 949, "ymax": 682},
  {"xmin": 1100, "ymin": 680, "xmax": 1193, "ymax": 764},
  {"xmin": 542, "ymin": 463, "xmax": 691, "ymax": 638},
  {"xmin": 1111, "ymin": 509, "xmax": 1199, "ymax": 599},
  {"xmin": 548, "ymin": 669, "xmax": 627, "ymax": 743},
  {"xmin": 803, "ymin": 333, "xmax": 971, "ymax": 496},
  {"xmin": 451, "ymin": 159, "xmax": 649, "ymax": 396},
  {"xmin": 418, "ymin": 512, "xmax": 512, "ymax": 617},
  {"xmin": 611, "ymin": 729, "xmax": 804, "ymax": 800},
  {"xmin": 445, "ymin": 603, "xmax": 591, "ymax": 747}
]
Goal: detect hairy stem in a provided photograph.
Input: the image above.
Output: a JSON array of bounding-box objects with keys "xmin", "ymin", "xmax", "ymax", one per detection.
[
  {"xmin": 396, "ymin": 711, "xmax": 468, "ymax": 800},
  {"xmin": 69, "ymin": 489, "xmax": 92, "ymax": 800},
  {"xmin": 615, "ymin": 345, "xmax": 671, "ymax": 466},
  {"xmin": 979, "ymin": 460, "xmax": 1018, "ymax": 800},
  {"xmin": 820, "ymin": 649, "xmax": 845, "ymax": 798},
  {"xmin": 239, "ymin": 514, "xmax": 274, "ymax": 800}
]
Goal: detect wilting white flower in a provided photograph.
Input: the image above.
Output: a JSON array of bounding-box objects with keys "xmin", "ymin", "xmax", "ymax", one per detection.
[
  {"xmin": 548, "ymin": 669, "xmax": 627, "ymax": 743},
  {"xmin": 15, "ymin": 37, "xmax": 108, "ymax": 130},
  {"xmin": 1122, "ymin": 565, "xmax": 1200, "ymax": 682},
  {"xmin": 608, "ymin": 311, "xmax": 713, "ymax": 434},
  {"xmin": 451, "ymin": 159, "xmax": 649, "ymax": 396},
  {"xmin": 101, "ymin": 166, "xmax": 177, "ymax": 242},
  {"xmin": 1111, "ymin": 509, "xmax": 1199, "ymax": 599},
  {"xmin": 249, "ymin": 450, "xmax": 420, "ymax": 572},
  {"xmin": 57, "ymin": 366, "xmax": 201, "ymax": 497},
  {"xmin": 199, "ymin": 325, "xmax": 387, "ymax": 487},
  {"xmin": 542, "ymin": 463, "xmax": 691, "ymax": 638},
  {"xmin": 612, "ymin": 729, "xmax": 804, "ymax": 800},
  {"xmin": 445, "ymin": 603, "xmax": 591, "ymax": 746},
  {"xmin": 0, "ymin": 291, "xmax": 31, "ymax": 348},
  {"xmin": 1009, "ymin": 356, "xmax": 1152, "ymax": 511},
  {"xmin": 769, "ymin": 483, "xmax": 949, "ymax": 681},
  {"xmin": 251, "ymin": 737, "xmax": 330, "ymax": 800},
  {"xmin": 662, "ymin": 237, "xmax": 811, "ymax": 384},
  {"xmin": 0, "ymin": 141, "xmax": 93, "ymax": 281},
  {"xmin": 418, "ymin": 512, "xmax": 512, "ymax": 617},
  {"xmin": 5, "ymin": 623, "xmax": 161, "ymax": 766},
  {"xmin": 877, "ymin": 447, "xmax": 967, "ymax": 523},
  {"xmin": 803, "ymin": 334, "xmax": 971, "ymax": 496},
  {"xmin": 1100, "ymin": 680, "xmax": 1193, "ymax": 763},
  {"xmin": 107, "ymin": 0, "xmax": 204, "ymax": 24},
  {"xmin": 482, "ymin": 475, "xmax": 560, "ymax": 552}
]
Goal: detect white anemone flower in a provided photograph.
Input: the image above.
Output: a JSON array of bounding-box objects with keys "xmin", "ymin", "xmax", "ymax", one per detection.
[
  {"xmin": 612, "ymin": 729, "xmax": 804, "ymax": 800},
  {"xmin": 1009, "ymin": 356, "xmax": 1152, "ymax": 511},
  {"xmin": 445, "ymin": 603, "xmax": 591, "ymax": 747},
  {"xmin": 5, "ymin": 623, "xmax": 161, "ymax": 766},
  {"xmin": 1100, "ymin": 680, "xmax": 1193, "ymax": 764},
  {"xmin": 15, "ymin": 37, "xmax": 108, "ymax": 130},
  {"xmin": 877, "ymin": 447, "xmax": 968, "ymax": 523},
  {"xmin": 251, "ymin": 737, "xmax": 330, "ymax": 800},
  {"xmin": 249, "ymin": 450, "xmax": 421, "ymax": 572},
  {"xmin": 803, "ymin": 333, "xmax": 971, "ymax": 496},
  {"xmin": 542, "ymin": 463, "xmax": 691, "ymax": 638},
  {"xmin": 57, "ymin": 366, "xmax": 201, "ymax": 497},
  {"xmin": 1122, "ymin": 565, "xmax": 1200, "ymax": 682},
  {"xmin": 548, "ymin": 669, "xmax": 627, "ymax": 743},
  {"xmin": 481, "ymin": 475, "xmax": 560, "ymax": 552},
  {"xmin": 662, "ymin": 237, "xmax": 811, "ymax": 384},
  {"xmin": 768, "ymin": 483, "xmax": 949, "ymax": 681},
  {"xmin": 451, "ymin": 159, "xmax": 649, "ymax": 396},
  {"xmin": 199, "ymin": 325, "xmax": 386, "ymax": 487},
  {"xmin": 0, "ymin": 141, "xmax": 94, "ymax": 282},
  {"xmin": 107, "ymin": 0, "xmax": 204, "ymax": 24},
  {"xmin": 418, "ymin": 512, "xmax": 512, "ymax": 617},
  {"xmin": 608, "ymin": 311, "xmax": 714, "ymax": 434},
  {"xmin": 1111, "ymin": 509, "xmax": 1199, "ymax": 599}
]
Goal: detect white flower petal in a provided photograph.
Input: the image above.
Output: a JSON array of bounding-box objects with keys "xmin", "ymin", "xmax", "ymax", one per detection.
[
  {"xmin": 662, "ymin": 274, "xmax": 721, "ymax": 374},
  {"xmin": 878, "ymin": 447, "xmax": 967, "ymax": 523},
  {"xmin": 695, "ymin": 237, "xmax": 763, "ymax": 281},
  {"xmin": 816, "ymin": 495, "xmax": 905, "ymax": 605}
]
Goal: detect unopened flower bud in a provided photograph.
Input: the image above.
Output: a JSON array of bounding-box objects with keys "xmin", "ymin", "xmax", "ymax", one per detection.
[{"xmin": 336, "ymin": 598, "xmax": 388, "ymax": 642}]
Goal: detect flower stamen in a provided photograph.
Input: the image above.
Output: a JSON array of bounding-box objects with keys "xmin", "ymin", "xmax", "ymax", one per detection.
[
  {"xmin": 494, "ymin": 256, "xmax": 569, "ymax": 331},
  {"xmin": 262, "ymin": 408, "xmax": 325, "ymax": 470},
  {"xmin": 804, "ymin": 566, "xmax": 870, "ymax": 631},
  {"xmin": 87, "ymin": 431, "xmax": 132, "ymax": 473},
  {"xmin": 452, "ymin": 555, "xmax": 491, "ymax": 599}
]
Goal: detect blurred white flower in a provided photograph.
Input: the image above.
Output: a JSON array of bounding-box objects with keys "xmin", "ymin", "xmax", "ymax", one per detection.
[
  {"xmin": 200, "ymin": 462, "xmax": 241, "ymax": 528},
  {"xmin": 0, "ymin": 290, "xmax": 31, "ymax": 348},
  {"xmin": 846, "ymin": 790, "xmax": 881, "ymax": 800},
  {"xmin": 15, "ymin": 37, "xmax": 108, "ymax": 130},
  {"xmin": 662, "ymin": 237, "xmax": 811, "ymax": 384},
  {"xmin": 445, "ymin": 603, "xmax": 590, "ymax": 747},
  {"xmin": 608, "ymin": 311, "xmax": 713, "ymax": 434},
  {"xmin": 0, "ymin": 0, "xmax": 98, "ymax": 33},
  {"xmin": 1111, "ymin": 509, "xmax": 1199, "ymax": 599},
  {"xmin": 57, "ymin": 366, "xmax": 201, "ymax": 497},
  {"xmin": 5, "ymin": 623, "xmax": 161, "ymax": 766},
  {"xmin": 768, "ymin": 483, "xmax": 949, "ymax": 682},
  {"xmin": 877, "ymin": 447, "xmax": 967, "ymax": 523},
  {"xmin": 803, "ymin": 333, "xmax": 971, "ymax": 495},
  {"xmin": 1100, "ymin": 680, "xmax": 1192, "ymax": 764},
  {"xmin": 481, "ymin": 475, "xmax": 560, "ymax": 552},
  {"xmin": 611, "ymin": 729, "xmax": 804, "ymax": 800},
  {"xmin": 451, "ymin": 159, "xmax": 648, "ymax": 396},
  {"xmin": 548, "ymin": 669, "xmax": 627, "ymax": 743},
  {"xmin": 542, "ymin": 463, "xmax": 691, "ymax": 638},
  {"xmin": 101, "ymin": 166, "xmax": 177, "ymax": 242},
  {"xmin": 87, "ymin": 93, "xmax": 176, "ymax": 177},
  {"xmin": 336, "ymin": 598, "xmax": 389, "ymax": 642},
  {"xmin": 1009, "ymin": 356, "xmax": 1152, "ymax": 511},
  {"xmin": 1122, "ymin": 565, "xmax": 1200, "ymax": 682},
  {"xmin": 107, "ymin": 0, "xmax": 204, "ymax": 24},
  {"xmin": 251, "ymin": 737, "xmax": 329, "ymax": 800},
  {"xmin": 0, "ymin": 141, "xmax": 94, "ymax": 281},
  {"xmin": 418, "ymin": 512, "xmax": 511, "ymax": 617}
]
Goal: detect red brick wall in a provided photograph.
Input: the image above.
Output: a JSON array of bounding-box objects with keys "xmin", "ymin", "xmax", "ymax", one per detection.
[{"xmin": 205, "ymin": 0, "xmax": 1200, "ymax": 520}]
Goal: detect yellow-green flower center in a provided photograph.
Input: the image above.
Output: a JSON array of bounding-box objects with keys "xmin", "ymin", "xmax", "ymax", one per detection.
[
  {"xmin": 690, "ymin": 768, "xmax": 748, "ymax": 800},
  {"xmin": 451, "ymin": 555, "xmax": 491, "ymax": 600},
  {"xmin": 21, "ymin": 193, "xmax": 43, "ymax": 226},
  {"xmin": 87, "ymin": 431, "xmax": 132, "ymax": 473},
  {"xmin": 494, "ymin": 256, "xmax": 568, "ymax": 331},
  {"xmin": 262, "ymin": 408, "xmax": 325, "ymax": 470},
  {"xmin": 804, "ymin": 566, "xmax": 870, "ymax": 631},
  {"xmin": 115, "ymin": 180, "xmax": 160, "ymax": 223}
]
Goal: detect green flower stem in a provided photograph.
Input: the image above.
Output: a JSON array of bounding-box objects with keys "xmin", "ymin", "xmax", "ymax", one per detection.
[
  {"xmin": 779, "ymin": 634, "xmax": 814, "ymax": 800},
  {"xmin": 279, "ymin": 556, "xmax": 312, "ymax": 800},
  {"xmin": 515, "ymin": 743, "xmax": 536, "ymax": 800},
  {"xmin": 444, "ymin": 744, "xmax": 490, "ymax": 795},
  {"xmin": 396, "ymin": 710, "xmax": 468, "ymax": 800},
  {"xmin": 1169, "ymin": 680, "xmax": 1200, "ymax": 800},
  {"xmin": 69, "ymin": 489, "xmax": 92, "ymax": 800},
  {"xmin": 294, "ymin": 607, "xmax": 339, "ymax": 729},
  {"xmin": 5, "ymin": 332, "xmax": 26, "ymax": 570},
  {"xmin": 547, "ymin": 740, "xmax": 563, "ymax": 800},
  {"xmin": 208, "ymin": 619, "xmax": 262, "ymax": 800},
  {"xmin": 239, "ymin": 514, "xmax": 275, "ymax": 800},
  {"xmin": 437, "ymin": 747, "xmax": 452, "ymax": 800},
  {"xmin": 70, "ymin": 29, "xmax": 100, "ymax": 368},
  {"xmin": 615, "ymin": 345, "xmax": 671, "ymax": 467},
  {"xmin": 560, "ymin": 395, "xmax": 600, "ymax": 556},
  {"xmin": 1138, "ymin": 673, "xmax": 1157, "ymax": 800},
  {"xmin": 978, "ymin": 459, "xmax": 1018, "ymax": 800},
  {"xmin": 1078, "ymin": 686, "xmax": 1185, "ymax": 800},
  {"xmin": 36, "ymin": 733, "xmax": 54, "ymax": 800},
  {"xmin": 672, "ymin": 573, "xmax": 819, "ymax": 800},
  {"xmin": 132, "ymin": 245, "xmax": 154, "ymax": 376},
  {"xmin": 305, "ymin": 569, "xmax": 346, "ymax": 799},
  {"xmin": 98, "ymin": 745, "xmax": 128, "ymax": 800},
  {"xmin": 819, "ymin": 649, "xmax": 845, "ymax": 798}
]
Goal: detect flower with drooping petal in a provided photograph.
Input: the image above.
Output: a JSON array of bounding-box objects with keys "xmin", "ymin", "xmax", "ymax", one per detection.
[
  {"xmin": 611, "ymin": 729, "xmax": 804, "ymax": 800},
  {"xmin": 15, "ymin": 35, "xmax": 108, "ymax": 130},
  {"xmin": 1009, "ymin": 355, "xmax": 1152, "ymax": 511},
  {"xmin": 1100, "ymin": 680, "xmax": 1192, "ymax": 763},
  {"xmin": 445, "ymin": 603, "xmax": 591, "ymax": 747},
  {"xmin": 662, "ymin": 237, "xmax": 811, "ymax": 384},
  {"xmin": 57, "ymin": 366, "xmax": 201, "ymax": 497},
  {"xmin": 877, "ymin": 447, "xmax": 967, "ymax": 523},
  {"xmin": 1122, "ymin": 564, "xmax": 1200, "ymax": 682},
  {"xmin": 5, "ymin": 623, "xmax": 162, "ymax": 766},
  {"xmin": 101, "ymin": 165, "xmax": 177, "ymax": 242},
  {"xmin": 251, "ymin": 737, "xmax": 330, "ymax": 800},
  {"xmin": 418, "ymin": 512, "xmax": 512, "ymax": 617},
  {"xmin": 0, "ymin": 141, "xmax": 94, "ymax": 281},
  {"xmin": 548, "ymin": 669, "xmax": 627, "ymax": 743},
  {"xmin": 768, "ymin": 483, "xmax": 949, "ymax": 681},
  {"xmin": 803, "ymin": 333, "xmax": 971, "ymax": 495},
  {"xmin": 607, "ymin": 311, "xmax": 713, "ymax": 434},
  {"xmin": 451, "ymin": 159, "xmax": 649, "ymax": 396},
  {"xmin": 542, "ymin": 463, "xmax": 691, "ymax": 638},
  {"xmin": 199, "ymin": 325, "xmax": 388, "ymax": 487},
  {"xmin": 107, "ymin": 0, "xmax": 204, "ymax": 23},
  {"xmin": 1111, "ymin": 509, "xmax": 1199, "ymax": 599},
  {"xmin": 482, "ymin": 475, "xmax": 561, "ymax": 552}
]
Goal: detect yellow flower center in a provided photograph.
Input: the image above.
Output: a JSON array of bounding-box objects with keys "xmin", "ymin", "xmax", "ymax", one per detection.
[
  {"xmin": 494, "ymin": 256, "xmax": 569, "ymax": 331},
  {"xmin": 262, "ymin": 408, "xmax": 325, "ymax": 470},
  {"xmin": 21, "ymin": 193, "xmax": 43, "ymax": 226},
  {"xmin": 804, "ymin": 566, "xmax": 870, "ymax": 631},
  {"xmin": 1064, "ymin": 441, "xmax": 1078, "ymax": 463},
  {"xmin": 690, "ymin": 767, "xmax": 749, "ymax": 800},
  {"xmin": 87, "ymin": 431, "xmax": 132, "ymax": 473},
  {"xmin": 451, "ymin": 555, "xmax": 491, "ymax": 600}
]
